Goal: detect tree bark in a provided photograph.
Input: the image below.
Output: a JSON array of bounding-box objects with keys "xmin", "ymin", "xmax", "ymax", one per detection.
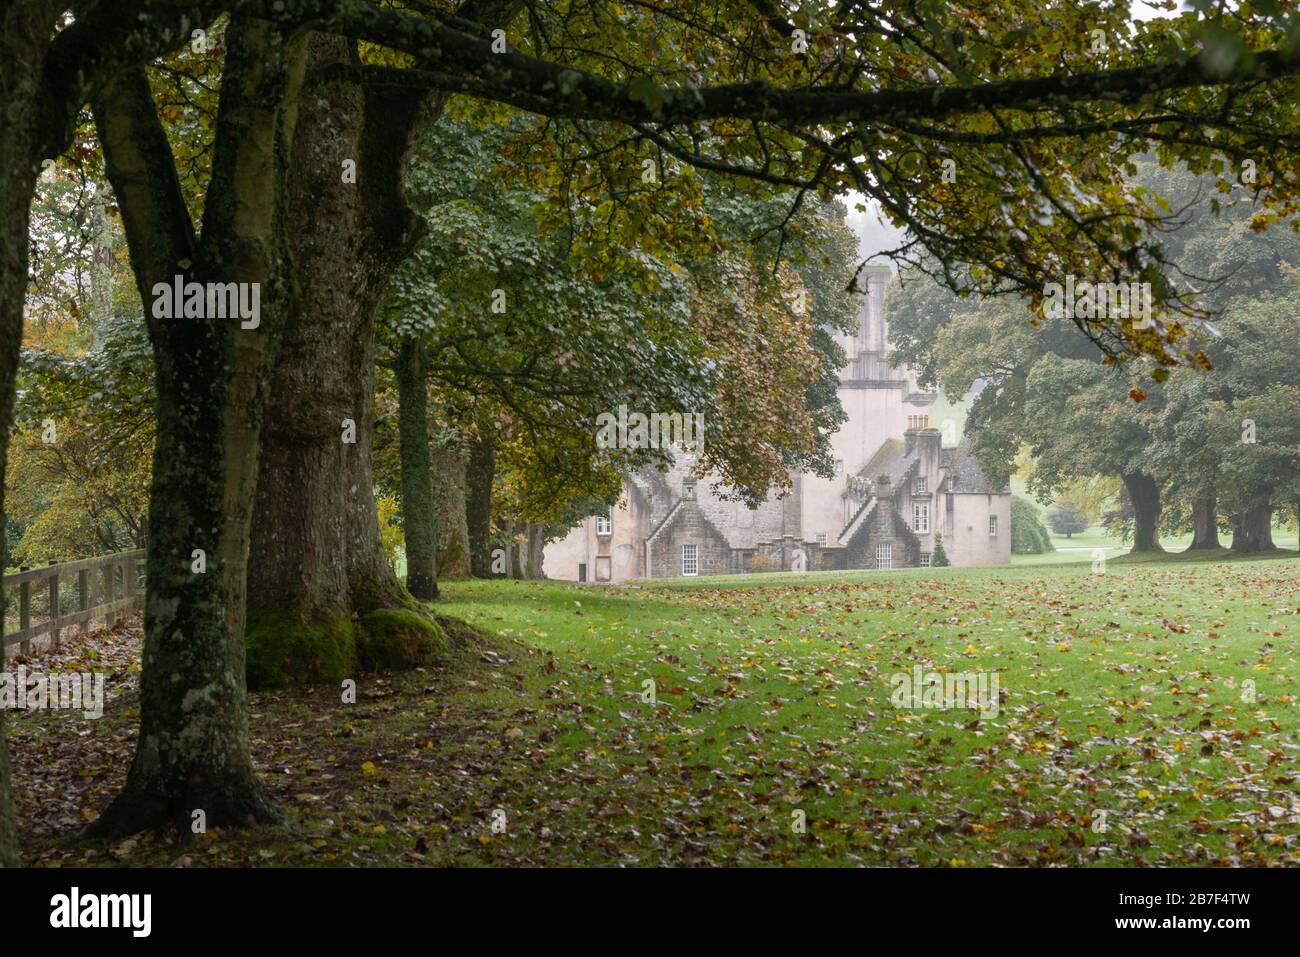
[
  {"xmin": 466, "ymin": 437, "xmax": 496, "ymax": 576},
  {"xmin": 247, "ymin": 34, "xmax": 428, "ymax": 629},
  {"xmin": 84, "ymin": 20, "xmax": 303, "ymax": 838},
  {"xmin": 0, "ymin": 0, "xmax": 206, "ymax": 865},
  {"xmin": 1121, "ymin": 472, "xmax": 1164, "ymax": 553},
  {"xmin": 1231, "ymin": 503, "xmax": 1275, "ymax": 553},
  {"xmin": 526, "ymin": 522, "xmax": 546, "ymax": 579},
  {"xmin": 246, "ymin": 0, "xmax": 525, "ymax": 631},
  {"xmin": 508, "ymin": 520, "xmax": 524, "ymax": 578},
  {"xmin": 1187, "ymin": 492, "xmax": 1220, "ymax": 550},
  {"xmin": 434, "ymin": 440, "xmax": 472, "ymax": 578},
  {"xmin": 396, "ymin": 338, "xmax": 438, "ymax": 599},
  {"xmin": 0, "ymin": 1, "xmax": 53, "ymax": 867}
]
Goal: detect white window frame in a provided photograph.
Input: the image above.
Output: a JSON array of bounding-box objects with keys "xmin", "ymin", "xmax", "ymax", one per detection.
[
  {"xmin": 989, "ymin": 515, "xmax": 999, "ymax": 539},
  {"xmin": 815, "ymin": 533, "xmax": 827, "ymax": 546},
  {"xmin": 875, "ymin": 542, "xmax": 892, "ymax": 569},
  {"xmin": 920, "ymin": 552, "xmax": 932, "ymax": 568},
  {"xmin": 912, "ymin": 502, "xmax": 930, "ymax": 534},
  {"xmin": 914, "ymin": 476, "xmax": 927, "ymax": 494},
  {"xmin": 833, "ymin": 459, "xmax": 844, "ymax": 476},
  {"xmin": 681, "ymin": 543, "xmax": 699, "ymax": 576},
  {"xmin": 595, "ymin": 515, "xmax": 612, "ymax": 536}
]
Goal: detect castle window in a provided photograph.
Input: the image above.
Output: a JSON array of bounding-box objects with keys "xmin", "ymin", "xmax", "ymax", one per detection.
[
  {"xmin": 683, "ymin": 480, "xmax": 697, "ymax": 501},
  {"xmin": 595, "ymin": 515, "xmax": 612, "ymax": 536},
  {"xmin": 681, "ymin": 543, "xmax": 698, "ymax": 576},
  {"xmin": 920, "ymin": 552, "xmax": 933, "ymax": 567},
  {"xmin": 833, "ymin": 459, "xmax": 844, "ymax": 476},
  {"xmin": 914, "ymin": 476, "xmax": 927, "ymax": 494},
  {"xmin": 907, "ymin": 415, "xmax": 929, "ymax": 430},
  {"xmin": 913, "ymin": 503, "xmax": 930, "ymax": 534},
  {"xmin": 816, "ymin": 533, "xmax": 827, "ymax": 545},
  {"xmin": 989, "ymin": 515, "xmax": 999, "ymax": 539},
  {"xmin": 875, "ymin": 542, "xmax": 892, "ymax": 569}
]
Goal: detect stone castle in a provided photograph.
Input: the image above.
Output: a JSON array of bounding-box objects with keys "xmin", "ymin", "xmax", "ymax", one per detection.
[{"xmin": 545, "ymin": 264, "xmax": 1011, "ymax": 581}]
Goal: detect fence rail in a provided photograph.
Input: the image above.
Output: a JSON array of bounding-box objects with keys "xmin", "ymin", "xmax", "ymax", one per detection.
[{"xmin": 2, "ymin": 549, "xmax": 144, "ymax": 654}]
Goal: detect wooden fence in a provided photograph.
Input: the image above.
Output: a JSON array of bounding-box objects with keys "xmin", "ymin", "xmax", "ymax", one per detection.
[{"xmin": 2, "ymin": 549, "xmax": 144, "ymax": 655}]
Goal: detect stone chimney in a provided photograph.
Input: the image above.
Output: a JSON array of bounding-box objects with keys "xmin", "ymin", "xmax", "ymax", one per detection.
[
  {"xmin": 873, "ymin": 474, "xmax": 893, "ymax": 537},
  {"xmin": 918, "ymin": 428, "xmax": 942, "ymax": 471}
]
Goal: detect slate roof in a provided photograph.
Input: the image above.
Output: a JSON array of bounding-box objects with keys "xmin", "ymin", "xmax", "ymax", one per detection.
[
  {"xmin": 857, "ymin": 438, "xmax": 916, "ymax": 485},
  {"xmin": 940, "ymin": 438, "xmax": 1007, "ymax": 494}
]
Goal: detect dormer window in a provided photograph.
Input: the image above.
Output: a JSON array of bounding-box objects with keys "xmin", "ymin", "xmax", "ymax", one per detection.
[{"xmin": 915, "ymin": 477, "xmax": 928, "ymax": 494}]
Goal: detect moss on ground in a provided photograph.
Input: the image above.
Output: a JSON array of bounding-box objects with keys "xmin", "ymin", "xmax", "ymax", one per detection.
[
  {"xmin": 245, "ymin": 614, "xmax": 356, "ymax": 690},
  {"xmin": 357, "ymin": 607, "xmax": 447, "ymax": 671}
]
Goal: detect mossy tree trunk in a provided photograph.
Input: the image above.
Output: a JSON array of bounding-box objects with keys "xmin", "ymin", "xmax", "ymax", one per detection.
[
  {"xmin": 508, "ymin": 519, "xmax": 525, "ymax": 578},
  {"xmin": 435, "ymin": 440, "xmax": 472, "ymax": 579},
  {"xmin": 84, "ymin": 20, "xmax": 304, "ymax": 839},
  {"xmin": 1122, "ymin": 472, "xmax": 1164, "ymax": 553},
  {"xmin": 247, "ymin": 35, "xmax": 430, "ymax": 645},
  {"xmin": 0, "ymin": 0, "xmax": 213, "ymax": 863},
  {"xmin": 0, "ymin": 0, "xmax": 208, "ymax": 862},
  {"xmin": 466, "ymin": 437, "xmax": 496, "ymax": 577},
  {"xmin": 247, "ymin": 4, "xmax": 522, "ymax": 650},
  {"xmin": 0, "ymin": 3, "xmax": 50, "ymax": 867},
  {"xmin": 396, "ymin": 337, "xmax": 438, "ymax": 599},
  {"xmin": 525, "ymin": 523, "xmax": 546, "ymax": 579}
]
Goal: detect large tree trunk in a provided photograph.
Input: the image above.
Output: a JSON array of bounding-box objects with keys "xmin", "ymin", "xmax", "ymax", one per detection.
[
  {"xmin": 1231, "ymin": 503, "xmax": 1275, "ymax": 553},
  {"xmin": 246, "ymin": 3, "xmax": 521, "ymax": 646},
  {"xmin": 248, "ymin": 35, "xmax": 427, "ymax": 636},
  {"xmin": 526, "ymin": 523, "xmax": 547, "ymax": 579},
  {"xmin": 0, "ymin": 2, "xmax": 53, "ymax": 867},
  {"xmin": 396, "ymin": 338, "xmax": 438, "ymax": 599},
  {"xmin": 1121, "ymin": 472, "xmax": 1164, "ymax": 553},
  {"xmin": 435, "ymin": 440, "xmax": 472, "ymax": 578},
  {"xmin": 1187, "ymin": 492, "xmax": 1220, "ymax": 550},
  {"xmin": 508, "ymin": 520, "xmax": 525, "ymax": 578},
  {"xmin": 466, "ymin": 437, "xmax": 496, "ymax": 577},
  {"xmin": 84, "ymin": 21, "xmax": 302, "ymax": 838}
]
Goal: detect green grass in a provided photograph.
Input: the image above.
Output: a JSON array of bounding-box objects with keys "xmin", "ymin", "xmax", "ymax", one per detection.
[
  {"xmin": 431, "ymin": 556, "xmax": 1300, "ymax": 865},
  {"xmin": 1010, "ymin": 522, "xmax": 1300, "ymax": 566},
  {"xmin": 17, "ymin": 553, "xmax": 1300, "ymax": 867}
]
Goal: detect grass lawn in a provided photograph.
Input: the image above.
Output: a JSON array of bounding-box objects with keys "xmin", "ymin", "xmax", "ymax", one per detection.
[
  {"xmin": 14, "ymin": 553, "xmax": 1300, "ymax": 867},
  {"xmin": 1012, "ymin": 523, "xmax": 1299, "ymax": 566}
]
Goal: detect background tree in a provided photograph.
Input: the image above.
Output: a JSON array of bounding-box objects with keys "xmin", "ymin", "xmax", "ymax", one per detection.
[
  {"xmin": 1044, "ymin": 499, "xmax": 1090, "ymax": 539},
  {"xmin": 1023, "ymin": 356, "xmax": 1167, "ymax": 553},
  {"xmin": 1011, "ymin": 495, "xmax": 1054, "ymax": 554}
]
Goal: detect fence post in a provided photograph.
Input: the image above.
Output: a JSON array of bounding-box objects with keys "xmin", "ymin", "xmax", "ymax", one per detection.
[
  {"xmin": 19, "ymin": 567, "xmax": 31, "ymax": 657},
  {"xmin": 124, "ymin": 557, "xmax": 138, "ymax": 614},
  {"xmin": 103, "ymin": 560, "xmax": 116, "ymax": 629},
  {"xmin": 78, "ymin": 568, "xmax": 90, "ymax": 634},
  {"xmin": 48, "ymin": 559, "xmax": 60, "ymax": 649}
]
